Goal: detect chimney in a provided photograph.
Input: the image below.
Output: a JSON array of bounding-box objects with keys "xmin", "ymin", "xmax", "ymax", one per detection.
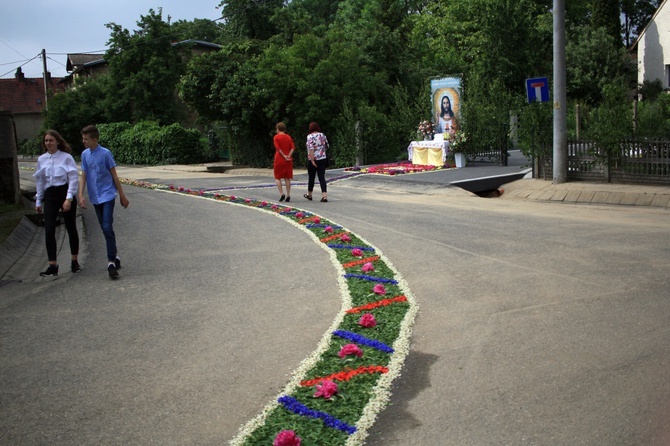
[{"xmin": 15, "ymin": 67, "xmax": 25, "ymax": 82}]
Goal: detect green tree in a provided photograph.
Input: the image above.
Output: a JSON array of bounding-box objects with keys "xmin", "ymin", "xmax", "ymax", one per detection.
[
  {"xmin": 104, "ymin": 8, "xmax": 186, "ymax": 124},
  {"xmin": 591, "ymin": 0, "xmax": 622, "ymax": 45},
  {"xmin": 621, "ymin": 0, "xmax": 662, "ymax": 47},
  {"xmin": 566, "ymin": 25, "xmax": 636, "ymax": 105},
  {"xmin": 217, "ymin": 0, "xmax": 284, "ymax": 40},
  {"xmin": 42, "ymin": 77, "xmax": 109, "ymax": 153},
  {"xmin": 171, "ymin": 18, "xmax": 226, "ymax": 43}
]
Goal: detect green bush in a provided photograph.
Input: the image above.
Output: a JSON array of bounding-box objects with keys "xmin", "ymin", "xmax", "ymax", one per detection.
[
  {"xmin": 636, "ymin": 94, "xmax": 670, "ymax": 139},
  {"xmin": 18, "ymin": 136, "xmax": 43, "ymax": 157},
  {"xmin": 517, "ymin": 102, "xmax": 552, "ymax": 160},
  {"xmin": 98, "ymin": 121, "xmax": 214, "ymax": 165}
]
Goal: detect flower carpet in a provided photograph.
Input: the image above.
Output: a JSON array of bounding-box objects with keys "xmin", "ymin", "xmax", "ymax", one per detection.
[
  {"xmin": 345, "ymin": 160, "xmax": 454, "ymax": 175},
  {"xmin": 120, "ymin": 178, "xmax": 418, "ymax": 446}
]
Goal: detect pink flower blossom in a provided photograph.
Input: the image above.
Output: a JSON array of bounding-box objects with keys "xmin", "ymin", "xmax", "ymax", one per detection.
[
  {"xmin": 361, "ymin": 262, "xmax": 375, "ymax": 273},
  {"xmin": 324, "ymin": 226, "xmax": 334, "ymax": 233},
  {"xmin": 373, "ymin": 284, "xmax": 386, "ymax": 295},
  {"xmin": 169, "ymin": 184, "xmax": 175, "ymax": 190},
  {"xmin": 178, "ymin": 186, "xmax": 184, "ymax": 192},
  {"xmin": 214, "ymin": 193, "xmax": 220, "ymax": 198},
  {"xmin": 273, "ymin": 430, "xmax": 301, "ymax": 446},
  {"xmin": 352, "ymin": 248, "xmax": 363, "ymax": 257},
  {"xmin": 198, "ymin": 190, "xmax": 204, "ymax": 195},
  {"xmin": 261, "ymin": 201, "xmax": 268, "ymax": 206},
  {"xmin": 338, "ymin": 343, "xmax": 363, "ymax": 359},
  {"xmin": 340, "ymin": 234, "xmax": 351, "ymax": 242},
  {"xmin": 230, "ymin": 195, "xmax": 236, "ymax": 200},
  {"xmin": 313, "ymin": 217, "xmax": 321, "ymax": 224},
  {"xmin": 272, "ymin": 204, "xmax": 278, "ymax": 210},
  {"xmin": 359, "ymin": 313, "xmax": 377, "ymax": 328},
  {"xmin": 296, "ymin": 212, "xmax": 304, "ymax": 218},
  {"xmin": 314, "ymin": 379, "xmax": 338, "ymax": 399},
  {"xmin": 245, "ymin": 198, "xmax": 251, "ymax": 203},
  {"xmin": 186, "ymin": 188, "xmax": 192, "ymax": 193}
]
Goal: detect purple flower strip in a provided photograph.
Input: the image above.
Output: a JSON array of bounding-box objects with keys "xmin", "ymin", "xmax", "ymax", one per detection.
[
  {"xmin": 277, "ymin": 395, "xmax": 356, "ymax": 435},
  {"xmin": 327, "ymin": 244, "xmax": 375, "ymax": 250},
  {"xmin": 343, "ymin": 274, "xmax": 398, "ymax": 285},
  {"xmin": 306, "ymin": 224, "xmax": 343, "ymax": 229},
  {"xmin": 332, "ymin": 330, "xmax": 394, "ymax": 353}
]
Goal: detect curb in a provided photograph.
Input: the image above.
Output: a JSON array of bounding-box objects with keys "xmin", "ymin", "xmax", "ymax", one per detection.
[{"xmin": 0, "ymin": 214, "xmax": 85, "ymax": 285}]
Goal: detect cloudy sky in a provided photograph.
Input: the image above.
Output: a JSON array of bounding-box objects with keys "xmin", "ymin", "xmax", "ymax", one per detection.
[{"xmin": 0, "ymin": 1, "xmax": 223, "ymax": 79}]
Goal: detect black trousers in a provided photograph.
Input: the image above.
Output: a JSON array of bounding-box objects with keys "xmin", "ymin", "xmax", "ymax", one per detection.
[
  {"xmin": 43, "ymin": 184, "xmax": 79, "ymax": 262},
  {"xmin": 307, "ymin": 158, "xmax": 328, "ymax": 193}
]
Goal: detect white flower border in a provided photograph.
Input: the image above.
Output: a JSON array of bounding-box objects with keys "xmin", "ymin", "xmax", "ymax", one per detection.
[{"xmin": 128, "ymin": 182, "xmax": 419, "ymax": 445}]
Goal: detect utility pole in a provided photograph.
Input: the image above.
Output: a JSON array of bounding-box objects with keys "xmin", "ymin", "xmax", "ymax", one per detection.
[
  {"xmin": 41, "ymin": 48, "xmax": 48, "ymax": 111},
  {"xmin": 553, "ymin": 0, "xmax": 567, "ymax": 183}
]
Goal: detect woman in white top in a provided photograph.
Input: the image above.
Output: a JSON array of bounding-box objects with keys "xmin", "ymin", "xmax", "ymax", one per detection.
[
  {"xmin": 33, "ymin": 130, "xmax": 80, "ymax": 276},
  {"xmin": 304, "ymin": 122, "xmax": 329, "ymax": 202}
]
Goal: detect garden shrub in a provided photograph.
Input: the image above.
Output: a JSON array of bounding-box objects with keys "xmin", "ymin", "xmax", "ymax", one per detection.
[
  {"xmin": 18, "ymin": 136, "xmax": 43, "ymax": 157},
  {"xmin": 98, "ymin": 121, "xmax": 213, "ymax": 165}
]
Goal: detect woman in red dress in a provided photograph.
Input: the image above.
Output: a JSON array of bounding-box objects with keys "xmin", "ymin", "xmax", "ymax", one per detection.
[{"xmin": 273, "ymin": 122, "xmax": 295, "ymax": 202}]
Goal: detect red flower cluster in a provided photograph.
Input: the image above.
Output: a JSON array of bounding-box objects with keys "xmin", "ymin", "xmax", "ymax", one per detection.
[
  {"xmin": 346, "ymin": 295, "xmax": 408, "ymax": 314},
  {"xmin": 300, "ymin": 365, "xmax": 390, "ymax": 387}
]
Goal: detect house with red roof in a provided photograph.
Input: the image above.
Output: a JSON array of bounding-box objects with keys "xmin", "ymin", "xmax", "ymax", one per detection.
[{"xmin": 0, "ymin": 67, "xmax": 65, "ymax": 142}]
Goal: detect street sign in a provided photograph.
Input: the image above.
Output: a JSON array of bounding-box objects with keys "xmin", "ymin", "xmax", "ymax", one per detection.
[{"xmin": 526, "ymin": 77, "xmax": 550, "ymax": 103}]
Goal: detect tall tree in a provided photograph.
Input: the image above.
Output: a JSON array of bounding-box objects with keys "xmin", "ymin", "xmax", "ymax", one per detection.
[
  {"xmin": 566, "ymin": 25, "xmax": 636, "ymax": 104},
  {"xmin": 591, "ymin": 0, "xmax": 622, "ymax": 45},
  {"xmin": 104, "ymin": 9, "xmax": 186, "ymax": 124},
  {"xmin": 217, "ymin": 0, "xmax": 284, "ymax": 40},
  {"xmin": 621, "ymin": 0, "xmax": 662, "ymax": 47},
  {"xmin": 171, "ymin": 18, "xmax": 226, "ymax": 43}
]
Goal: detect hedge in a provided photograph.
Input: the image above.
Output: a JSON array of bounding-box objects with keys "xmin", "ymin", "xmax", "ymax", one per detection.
[{"xmin": 98, "ymin": 121, "xmax": 215, "ymax": 165}]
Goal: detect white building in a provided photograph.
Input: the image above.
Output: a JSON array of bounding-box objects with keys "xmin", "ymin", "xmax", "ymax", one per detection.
[{"xmin": 634, "ymin": 0, "xmax": 670, "ymax": 89}]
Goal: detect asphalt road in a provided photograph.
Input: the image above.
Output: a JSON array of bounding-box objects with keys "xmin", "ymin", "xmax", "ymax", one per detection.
[{"xmin": 2, "ymin": 168, "xmax": 670, "ymax": 445}]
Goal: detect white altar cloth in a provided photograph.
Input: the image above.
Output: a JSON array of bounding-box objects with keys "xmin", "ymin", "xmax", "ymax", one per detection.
[{"xmin": 407, "ymin": 139, "xmax": 450, "ymax": 166}]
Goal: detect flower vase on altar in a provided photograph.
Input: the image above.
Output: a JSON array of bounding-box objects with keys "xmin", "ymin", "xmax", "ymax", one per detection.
[{"xmin": 454, "ymin": 152, "xmax": 466, "ymax": 168}]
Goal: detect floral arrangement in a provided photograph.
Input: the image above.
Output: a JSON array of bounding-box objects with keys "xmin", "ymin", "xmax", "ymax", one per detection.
[
  {"xmin": 417, "ymin": 120, "xmax": 434, "ymax": 140},
  {"xmin": 344, "ymin": 161, "xmax": 453, "ymax": 175},
  {"xmin": 119, "ymin": 177, "xmax": 419, "ymax": 446},
  {"xmin": 449, "ymin": 130, "xmax": 468, "ymax": 153}
]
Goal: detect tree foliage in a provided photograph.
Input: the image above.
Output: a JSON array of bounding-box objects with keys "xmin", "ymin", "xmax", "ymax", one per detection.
[
  {"xmin": 621, "ymin": 0, "xmax": 662, "ymax": 47},
  {"xmin": 104, "ymin": 9, "xmax": 186, "ymax": 124},
  {"xmin": 591, "ymin": 0, "xmax": 622, "ymax": 44},
  {"xmin": 42, "ymin": 77, "xmax": 109, "ymax": 153},
  {"xmin": 566, "ymin": 25, "xmax": 636, "ymax": 105},
  {"xmin": 43, "ymin": 0, "xmax": 655, "ymax": 168}
]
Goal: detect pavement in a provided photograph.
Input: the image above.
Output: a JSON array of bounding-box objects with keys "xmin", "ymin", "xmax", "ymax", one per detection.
[{"xmin": 3, "ymin": 150, "xmax": 669, "ymax": 286}]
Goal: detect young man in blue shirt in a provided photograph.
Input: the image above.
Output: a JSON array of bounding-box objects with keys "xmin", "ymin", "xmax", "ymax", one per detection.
[{"xmin": 77, "ymin": 125, "xmax": 129, "ymax": 278}]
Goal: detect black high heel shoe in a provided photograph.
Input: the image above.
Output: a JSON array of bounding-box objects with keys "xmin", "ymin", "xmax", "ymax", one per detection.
[
  {"xmin": 279, "ymin": 194, "xmax": 285, "ymax": 202},
  {"xmin": 40, "ymin": 264, "xmax": 59, "ymax": 276}
]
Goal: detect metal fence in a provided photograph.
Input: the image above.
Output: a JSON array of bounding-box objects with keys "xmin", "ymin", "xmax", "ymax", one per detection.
[{"xmin": 536, "ymin": 139, "xmax": 670, "ymax": 184}]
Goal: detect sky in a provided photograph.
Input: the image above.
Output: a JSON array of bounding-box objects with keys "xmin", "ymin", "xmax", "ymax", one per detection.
[{"xmin": 0, "ymin": 1, "xmax": 223, "ymax": 79}]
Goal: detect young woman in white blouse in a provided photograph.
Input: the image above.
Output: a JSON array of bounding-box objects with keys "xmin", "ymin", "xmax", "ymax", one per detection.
[{"xmin": 33, "ymin": 130, "xmax": 80, "ymax": 276}]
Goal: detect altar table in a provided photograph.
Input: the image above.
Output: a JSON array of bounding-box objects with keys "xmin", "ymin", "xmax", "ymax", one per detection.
[{"xmin": 407, "ymin": 140, "xmax": 450, "ymax": 166}]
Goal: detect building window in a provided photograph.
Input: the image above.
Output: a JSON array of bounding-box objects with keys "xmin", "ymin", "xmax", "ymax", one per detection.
[{"xmin": 666, "ymin": 65, "xmax": 670, "ymax": 89}]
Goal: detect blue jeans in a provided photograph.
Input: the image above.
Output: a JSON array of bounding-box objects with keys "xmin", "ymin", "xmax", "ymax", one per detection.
[{"xmin": 93, "ymin": 199, "xmax": 117, "ymax": 262}]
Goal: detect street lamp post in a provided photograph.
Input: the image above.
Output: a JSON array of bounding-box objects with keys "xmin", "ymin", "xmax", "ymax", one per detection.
[{"xmin": 553, "ymin": 0, "xmax": 567, "ymax": 183}]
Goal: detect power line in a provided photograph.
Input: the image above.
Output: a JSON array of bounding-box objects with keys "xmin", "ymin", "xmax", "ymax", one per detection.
[
  {"xmin": 0, "ymin": 58, "xmax": 36, "ymax": 67},
  {"xmin": 0, "ymin": 53, "xmax": 41, "ymax": 78}
]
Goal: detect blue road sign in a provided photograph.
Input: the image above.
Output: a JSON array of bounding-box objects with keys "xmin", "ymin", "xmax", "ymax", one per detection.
[{"xmin": 526, "ymin": 77, "xmax": 550, "ymax": 103}]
